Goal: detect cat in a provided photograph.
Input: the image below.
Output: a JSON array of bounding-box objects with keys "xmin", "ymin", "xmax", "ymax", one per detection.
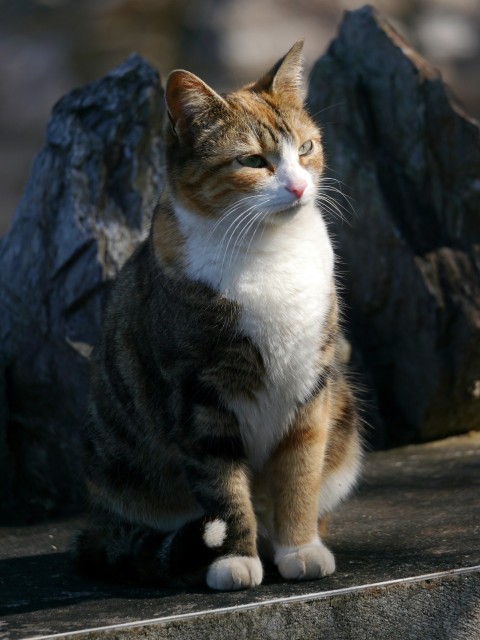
[{"xmin": 74, "ymin": 40, "xmax": 362, "ymax": 591}]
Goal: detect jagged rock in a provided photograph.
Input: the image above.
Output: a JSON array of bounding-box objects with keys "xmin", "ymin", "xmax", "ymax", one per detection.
[
  {"xmin": 308, "ymin": 6, "xmax": 480, "ymax": 445},
  {"xmin": 0, "ymin": 54, "xmax": 165, "ymax": 521}
]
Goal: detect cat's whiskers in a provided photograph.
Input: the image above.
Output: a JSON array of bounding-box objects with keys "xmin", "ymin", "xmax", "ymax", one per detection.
[
  {"xmin": 316, "ymin": 195, "xmax": 347, "ymax": 223},
  {"xmin": 217, "ymin": 204, "xmax": 262, "ymax": 275},
  {"xmin": 230, "ymin": 211, "xmax": 265, "ymax": 267},
  {"xmin": 247, "ymin": 207, "xmax": 270, "ymax": 257},
  {"xmin": 198, "ymin": 195, "xmax": 264, "ymax": 268},
  {"xmin": 305, "ymin": 101, "xmax": 345, "ymax": 120},
  {"xmin": 318, "ymin": 179, "xmax": 356, "ymax": 221},
  {"xmin": 206, "ymin": 194, "xmax": 263, "ymax": 243},
  {"xmin": 219, "ymin": 194, "xmax": 273, "ymax": 271},
  {"xmin": 233, "ymin": 204, "xmax": 272, "ymax": 265},
  {"xmin": 316, "ymin": 180, "xmax": 356, "ymax": 224},
  {"xmin": 319, "ymin": 177, "xmax": 356, "ymax": 210}
]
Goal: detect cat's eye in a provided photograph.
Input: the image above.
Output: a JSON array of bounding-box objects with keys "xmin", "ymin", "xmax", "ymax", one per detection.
[
  {"xmin": 237, "ymin": 155, "xmax": 268, "ymax": 169},
  {"xmin": 299, "ymin": 140, "xmax": 313, "ymax": 156}
]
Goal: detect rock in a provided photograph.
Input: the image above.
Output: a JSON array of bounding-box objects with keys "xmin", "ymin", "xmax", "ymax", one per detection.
[
  {"xmin": 308, "ymin": 6, "xmax": 480, "ymax": 445},
  {"xmin": 0, "ymin": 54, "xmax": 165, "ymax": 521}
]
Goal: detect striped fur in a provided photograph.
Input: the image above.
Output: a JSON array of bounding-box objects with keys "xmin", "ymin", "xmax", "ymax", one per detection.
[{"xmin": 75, "ymin": 41, "xmax": 362, "ymax": 590}]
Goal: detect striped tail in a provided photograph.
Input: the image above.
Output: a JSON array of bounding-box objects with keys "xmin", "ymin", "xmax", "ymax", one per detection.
[{"xmin": 74, "ymin": 515, "xmax": 228, "ymax": 587}]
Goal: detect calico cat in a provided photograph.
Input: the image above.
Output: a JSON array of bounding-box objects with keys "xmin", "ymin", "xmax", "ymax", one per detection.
[{"xmin": 75, "ymin": 41, "xmax": 362, "ymax": 591}]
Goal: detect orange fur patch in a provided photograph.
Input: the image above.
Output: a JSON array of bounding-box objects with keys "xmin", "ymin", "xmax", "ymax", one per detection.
[{"xmin": 152, "ymin": 200, "xmax": 185, "ymax": 273}]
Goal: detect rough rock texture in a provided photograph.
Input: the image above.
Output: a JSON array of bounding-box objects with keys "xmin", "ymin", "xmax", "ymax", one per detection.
[
  {"xmin": 0, "ymin": 55, "xmax": 165, "ymax": 521},
  {"xmin": 308, "ymin": 6, "xmax": 480, "ymax": 446}
]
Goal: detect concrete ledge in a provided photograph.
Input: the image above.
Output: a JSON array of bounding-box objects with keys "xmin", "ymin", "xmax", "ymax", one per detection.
[
  {"xmin": 1, "ymin": 433, "xmax": 479, "ymax": 640},
  {"xmin": 27, "ymin": 568, "xmax": 480, "ymax": 640}
]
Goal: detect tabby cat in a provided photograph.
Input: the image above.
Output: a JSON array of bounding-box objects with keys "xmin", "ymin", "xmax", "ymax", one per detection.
[{"xmin": 75, "ymin": 41, "xmax": 362, "ymax": 591}]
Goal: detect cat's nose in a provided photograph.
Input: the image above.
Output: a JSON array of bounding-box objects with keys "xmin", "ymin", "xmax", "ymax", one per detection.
[{"xmin": 286, "ymin": 180, "xmax": 307, "ymax": 199}]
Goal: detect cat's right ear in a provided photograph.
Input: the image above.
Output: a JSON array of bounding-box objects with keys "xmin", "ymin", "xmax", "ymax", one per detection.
[{"xmin": 165, "ymin": 70, "xmax": 228, "ymax": 144}]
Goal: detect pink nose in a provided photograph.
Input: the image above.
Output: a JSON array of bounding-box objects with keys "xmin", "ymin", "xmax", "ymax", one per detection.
[{"xmin": 286, "ymin": 180, "xmax": 307, "ymax": 199}]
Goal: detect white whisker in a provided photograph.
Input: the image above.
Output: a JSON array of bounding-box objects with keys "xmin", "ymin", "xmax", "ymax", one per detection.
[
  {"xmin": 198, "ymin": 195, "xmax": 263, "ymax": 267},
  {"xmin": 243, "ymin": 208, "xmax": 270, "ymax": 258},
  {"xmin": 320, "ymin": 179, "xmax": 356, "ymax": 210},
  {"xmin": 218, "ymin": 205, "xmax": 260, "ymax": 275},
  {"xmin": 316, "ymin": 196, "xmax": 347, "ymax": 224},
  {"xmin": 319, "ymin": 192, "xmax": 353, "ymax": 218},
  {"xmin": 231, "ymin": 207, "xmax": 269, "ymax": 265},
  {"xmin": 306, "ymin": 101, "xmax": 345, "ymax": 119}
]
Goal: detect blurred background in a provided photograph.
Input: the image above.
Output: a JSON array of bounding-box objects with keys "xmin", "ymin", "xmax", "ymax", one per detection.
[{"xmin": 0, "ymin": 0, "xmax": 479, "ymax": 236}]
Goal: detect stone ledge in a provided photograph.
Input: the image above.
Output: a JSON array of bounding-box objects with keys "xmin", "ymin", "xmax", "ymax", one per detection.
[
  {"xmin": 1, "ymin": 433, "xmax": 479, "ymax": 640},
  {"xmin": 27, "ymin": 568, "xmax": 480, "ymax": 640}
]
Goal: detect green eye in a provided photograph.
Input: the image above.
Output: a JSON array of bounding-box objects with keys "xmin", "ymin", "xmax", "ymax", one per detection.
[
  {"xmin": 299, "ymin": 140, "xmax": 313, "ymax": 156},
  {"xmin": 237, "ymin": 155, "xmax": 267, "ymax": 168}
]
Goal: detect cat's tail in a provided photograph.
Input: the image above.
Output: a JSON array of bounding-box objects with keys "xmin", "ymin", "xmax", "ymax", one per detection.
[{"xmin": 74, "ymin": 515, "xmax": 228, "ymax": 586}]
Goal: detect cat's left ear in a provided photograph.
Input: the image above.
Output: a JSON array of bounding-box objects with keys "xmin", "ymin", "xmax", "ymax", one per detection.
[
  {"xmin": 252, "ymin": 40, "xmax": 305, "ymax": 102},
  {"xmin": 165, "ymin": 70, "xmax": 228, "ymax": 143}
]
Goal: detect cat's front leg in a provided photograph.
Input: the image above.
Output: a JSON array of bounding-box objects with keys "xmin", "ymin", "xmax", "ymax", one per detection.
[
  {"xmin": 274, "ymin": 539, "xmax": 335, "ymax": 581},
  {"xmin": 185, "ymin": 456, "xmax": 262, "ymax": 591},
  {"xmin": 206, "ymin": 553, "xmax": 263, "ymax": 591},
  {"xmin": 269, "ymin": 403, "xmax": 335, "ymax": 581}
]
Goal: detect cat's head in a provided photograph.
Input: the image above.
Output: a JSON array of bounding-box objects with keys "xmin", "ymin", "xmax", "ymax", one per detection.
[{"xmin": 164, "ymin": 41, "xmax": 323, "ymax": 224}]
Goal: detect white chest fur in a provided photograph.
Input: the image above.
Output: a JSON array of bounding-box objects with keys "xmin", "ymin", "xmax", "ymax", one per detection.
[{"xmin": 176, "ymin": 203, "xmax": 334, "ymax": 468}]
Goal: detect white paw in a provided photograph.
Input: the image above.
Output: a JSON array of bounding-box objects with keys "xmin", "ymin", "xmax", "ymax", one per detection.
[
  {"xmin": 275, "ymin": 541, "xmax": 335, "ymax": 581},
  {"xmin": 206, "ymin": 555, "xmax": 263, "ymax": 591}
]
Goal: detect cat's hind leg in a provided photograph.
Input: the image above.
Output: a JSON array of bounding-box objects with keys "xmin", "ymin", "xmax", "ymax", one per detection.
[
  {"xmin": 317, "ymin": 384, "xmax": 362, "ymax": 523},
  {"xmin": 74, "ymin": 512, "xmax": 233, "ymax": 587}
]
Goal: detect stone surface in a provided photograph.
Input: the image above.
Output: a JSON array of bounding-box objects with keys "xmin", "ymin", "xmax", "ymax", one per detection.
[
  {"xmin": 308, "ymin": 6, "xmax": 480, "ymax": 447},
  {"xmin": 0, "ymin": 434, "xmax": 479, "ymax": 639},
  {"xmin": 0, "ymin": 55, "xmax": 165, "ymax": 521}
]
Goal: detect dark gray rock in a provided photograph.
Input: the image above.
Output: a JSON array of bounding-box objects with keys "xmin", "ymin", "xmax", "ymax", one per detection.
[
  {"xmin": 308, "ymin": 6, "xmax": 480, "ymax": 446},
  {"xmin": 0, "ymin": 54, "xmax": 165, "ymax": 521}
]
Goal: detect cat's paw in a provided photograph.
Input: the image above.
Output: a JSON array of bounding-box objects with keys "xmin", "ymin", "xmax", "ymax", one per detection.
[
  {"xmin": 275, "ymin": 541, "xmax": 335, "ymax": 581},
  {"xmin": 206, "ymin": 555, "xmax": 263, "ymax": 591}
]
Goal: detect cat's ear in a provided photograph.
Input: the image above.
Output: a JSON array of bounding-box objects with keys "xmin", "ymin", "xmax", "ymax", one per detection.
[
  {"xmin": 252, "ymin": 40, "xmax": 305, "ymax": 102},
  {"xmin": 165, "ymin": 70, "xmax": 228, "ymax": 143}
]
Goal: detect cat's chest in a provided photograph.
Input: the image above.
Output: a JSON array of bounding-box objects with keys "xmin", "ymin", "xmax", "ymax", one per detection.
[
  {"xmin": 229, "ymin": 237, "xmax": 329, "ymax": 379},
  {"xmin": 226, "ymin": 230, "xmax": 333, "ymax": 467},
  {"xmin": 179, "ymin": 204, "xmax": 334, "ymax": 468}
]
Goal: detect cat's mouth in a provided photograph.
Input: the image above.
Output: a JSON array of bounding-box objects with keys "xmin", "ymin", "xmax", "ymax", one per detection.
[
  {"xmin": 259, "ymin": 202, "xmax": 305, "ymax": 227},
  {"xmin": 269, "ymin": 197, "xmax": 308, "ymax": 218}
]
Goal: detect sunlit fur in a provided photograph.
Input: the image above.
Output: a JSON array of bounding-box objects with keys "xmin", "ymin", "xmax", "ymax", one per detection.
[{"xmin": 75, "ymin": 41, "xmax": 362, "ymax": 591}]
